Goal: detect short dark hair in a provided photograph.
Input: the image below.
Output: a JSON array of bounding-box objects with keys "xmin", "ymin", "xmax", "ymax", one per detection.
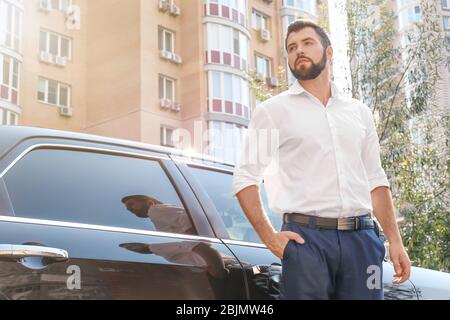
[
  {"xmin": 121, "ymin": 195, "xmax": 160, "ymax": 204},
  {"xmin": 285, "ymin": 19, "xmax": 331, "ymax": 51}
]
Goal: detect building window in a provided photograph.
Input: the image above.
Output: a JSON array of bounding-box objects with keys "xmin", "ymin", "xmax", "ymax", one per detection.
[
  {"xmin": 50, "ymin": 0, "xmax": 72, "ymax": 11},
  {"xmin": 39, "ymin": 30, "xmax": 72, "ymax": 60},
  {"xmin": 447, "ymin": 37, "xmax": 450, "ymax": 50},
  {"xmin": 37, "ymin": 77, "xmax": 71, "ymax": 107},
  {"xmin": 205, "ymin": 0, "xmax": 248, "ymax": 27},
  {"xmin": 399, "ymin": 5, "xmax": 421, "ymax": 29},
  {"xmin": 447, "ymin": 57, "xmax": 450, "ymax": 71},
  {"xmin": 444, "ymin": 17, "xmax": 450, "ymax": 30},
  {"xmin": 0, "ymin": 54, "xmax": 20, "ymax": 105},
  {"xmin": 161, "ymin": 126, "xmax": 175, "ymax": 147},
  {"xmin": 208, "ymin": 121, "xmax": 247, "ymax": 163},
  {"xmin": 0, "ymin": 108, "xmax": 18, "ymax": 125},
  {"xmin": 252, "ymin": 10, "xmax": 269, "ymax": 31},
  {"xmin": 256, "ymin": 54, "xmax": 271, "ymax": 78},
  {"xmin": 8, "ymin": 110, "xmax": 16, "ymax": 125},
  {"xmin": 284, "ymin": 0, "xmax": 316, "ymax": 16},
  {"xmin": 158, "ymin": 75, "xmax": 175, "ymax": 101},
  {"xmin": 206, "ymin": 23, "xmax": 249, "ymax": 69},
  {"xmin": 208, "ymin": 71, "xmax": 250, "ymax": 118},
  {"xmin": 233, "ymin": 29, "xmax": 240, "ymax": 55},
  {"xmin": 0, "ymin": 0, "xmax": 22, "ymax": 51},
  {"xmin": 158, "ymin": 27, "xmax": 174, "ymax": 53},
  {"xmin": 443, "ymin": 0, "xmax": 450, "ymax": 10}
]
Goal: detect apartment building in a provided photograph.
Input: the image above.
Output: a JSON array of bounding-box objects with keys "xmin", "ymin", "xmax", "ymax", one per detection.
[
  {"xmin": 391, "ymin": 0, "xmax": 450, "ymax": 153},
  {"xmin": 395, "ymin": 0, "xmax": 450, "ymax": 112},
  {"xmin": 0, "ymin": 0, "xmax": 323, "ymax": 163},
  {"xmin": 437, "ymin": 0, "xmax": 450, "ymax": 110}
]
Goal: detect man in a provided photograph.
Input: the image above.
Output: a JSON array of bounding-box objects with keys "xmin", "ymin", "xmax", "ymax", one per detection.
[
  {"xmin": 121, "ymin": 195, "xmax": 196, "ymax": 235},
  {"xmin": 231, "ymin": 19, "xmax": 411, "ymax": 300}
]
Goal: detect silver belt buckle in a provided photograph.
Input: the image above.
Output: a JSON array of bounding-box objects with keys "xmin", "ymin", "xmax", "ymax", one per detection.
[{"xmin": 337, "ymin": 218, "xmax": 356, "ymax": 230}]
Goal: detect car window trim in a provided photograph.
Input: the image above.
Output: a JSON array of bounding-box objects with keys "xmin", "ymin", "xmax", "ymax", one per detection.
[
  {"xmin": 0, "ymin": 215, "xmax": 222, "ymax": 243},
  {"xmin": 221, "ymin": 239, "xmax": 267, "ymax": 248},
  {"xmin": 0, "ymin": 143, "xmax": 170, "ymax": 179},
  {"xmin": 178, "ymin": 159, "xmax": 234, "ymax": 175}
]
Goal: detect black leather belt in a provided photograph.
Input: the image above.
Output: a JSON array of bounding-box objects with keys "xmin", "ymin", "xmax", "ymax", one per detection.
[{"xmin": 283, "ymin": 212, "xmax": 374, "ymax": 231}]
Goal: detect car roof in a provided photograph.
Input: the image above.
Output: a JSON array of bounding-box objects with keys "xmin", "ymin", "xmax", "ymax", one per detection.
[{"xmin": 0, "ymin": 125, "xmax": 235, "ymax": 170}]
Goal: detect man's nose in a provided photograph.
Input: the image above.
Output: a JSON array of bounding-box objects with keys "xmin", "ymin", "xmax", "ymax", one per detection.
[{"xmin": 295, "ymin": 46, "xmax": 305, "ymax": 56}]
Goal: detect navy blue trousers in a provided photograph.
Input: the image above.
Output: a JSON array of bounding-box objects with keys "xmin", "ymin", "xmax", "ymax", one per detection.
[{"xmin": 280, "ymin": 221, "xmax": 385, "ymax": 300}]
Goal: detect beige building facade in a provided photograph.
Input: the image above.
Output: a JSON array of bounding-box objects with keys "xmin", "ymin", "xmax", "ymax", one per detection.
[{"xmin": 0, "ymin": 0, "xmax": 322, "ymax": 163}]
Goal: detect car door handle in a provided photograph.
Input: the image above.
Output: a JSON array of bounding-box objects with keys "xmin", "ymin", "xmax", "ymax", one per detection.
[{"xmin": 0, "ymin": 244, "xmax": 69, "ymax": 262}]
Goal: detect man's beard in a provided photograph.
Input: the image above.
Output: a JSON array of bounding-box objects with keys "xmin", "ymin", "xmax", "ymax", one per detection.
[{"xmin": 289, "ymin": 50, "xmax": 327, "ymax": 81}]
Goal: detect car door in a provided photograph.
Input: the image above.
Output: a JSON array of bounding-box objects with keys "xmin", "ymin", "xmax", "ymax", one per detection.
[
  {"xmin": 174, "ymin": 160, "xmax": 283, "ymax": 300},
  {"xmin": 0, "ymin": 139, "xmax": 246, "ymax": 300},
  {"xmin": 175, "ymin": 160, "xmax": 419, "ymax": 300}
]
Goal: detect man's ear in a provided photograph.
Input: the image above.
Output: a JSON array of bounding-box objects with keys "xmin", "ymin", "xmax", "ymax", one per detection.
[{"xmin": 326, "ymin": 45, "xmax": 333, "ymax": 62}]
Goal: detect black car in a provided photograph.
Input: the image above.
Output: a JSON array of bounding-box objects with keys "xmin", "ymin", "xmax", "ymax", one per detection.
[{"xmin": 0, "ymin": 125, "xmax": 449, "ymax": 300}]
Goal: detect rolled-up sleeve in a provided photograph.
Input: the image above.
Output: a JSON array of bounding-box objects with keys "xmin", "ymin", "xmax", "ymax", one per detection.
[
  {"xmin": 232, "ymin": 105, "xmax": 278, "ymax": 198},
  {"xmin": 361, "ymin": 104, "xmax": 390, "ymax": 191}
]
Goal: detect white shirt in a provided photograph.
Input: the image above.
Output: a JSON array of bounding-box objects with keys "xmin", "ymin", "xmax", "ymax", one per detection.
[
  {"xmin": 232, "ymin": 81, "xmax": 390, "ymax": 218},
  {"xmin": 147, "ymin": 204, "xmax": 193, "ymax": 234}
]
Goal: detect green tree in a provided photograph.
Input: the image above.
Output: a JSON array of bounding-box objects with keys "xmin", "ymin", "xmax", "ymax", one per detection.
[{"xmin": 345, "ymin": 0, "xmax": 449, "ymax": 272}]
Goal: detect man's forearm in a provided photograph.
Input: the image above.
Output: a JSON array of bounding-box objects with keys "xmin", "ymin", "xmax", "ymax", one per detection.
[
  {"xmin": 370, "ymin": 186, "xmax": 403, "ymax": 244},
  {"xmin": 235, "ymin": 185, "xmax": 276, "ymax": 244}
]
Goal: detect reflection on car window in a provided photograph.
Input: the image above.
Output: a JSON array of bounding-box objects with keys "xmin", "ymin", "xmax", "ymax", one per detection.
[
  {"xmin": 4, "ymin": 148, "xmax": 195, "ymax": 235},
  {"xmin": 189, "ymin": 166, "xmax": 281, "ymax": 243}
]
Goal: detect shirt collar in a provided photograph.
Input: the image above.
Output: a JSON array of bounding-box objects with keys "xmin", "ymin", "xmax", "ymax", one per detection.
[{"xmin": 288, "ymin": 80, "xmax": 341, "ymax": 99}]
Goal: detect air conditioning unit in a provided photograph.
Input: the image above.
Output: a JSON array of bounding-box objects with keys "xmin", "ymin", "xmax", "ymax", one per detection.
[
  {"xmin": 159, "ymin": 50, "xmax": 173, "ymax": 61},
  {"xmin": 55, "ymin": 56, "xmax": 68, "ymax": 67},
  {"xmin": 268, "ymin": 77, "xmax": 279, "ymax": 87},
  {"xmin": 260, "ymin": 29, "xmax": 271, "ymax": 42},
  {"xmin": 171, "ymin": 102, "xmax": 181, "ymax": 112},
  {"xmin": 65, "ymin": 6, "xmax": 80, "ymax": 27},
  {"xmin": 39, "ymin": 51, "xmax": 53, "ymax": 64},
  {"xmin": 169, "ymin": 4, "xmax": 181, "ymax": 16},
  {"xmin": 158, "ymin": 0, "xmax": 170, "ymax": 12},
  {"xmin": 39, "ymin": 0, "xmax": 52, "ymax": 12},
  {"xmin": 160, "ymin": 98, "xmax": 171, "ymax": 109},
  {"xmin": 59, "ymin": 106, "xmax": 73, "ymax": 117},
  {"xmin": 172, "ymin": 53, "xmax": 182, "ymax": 64}
]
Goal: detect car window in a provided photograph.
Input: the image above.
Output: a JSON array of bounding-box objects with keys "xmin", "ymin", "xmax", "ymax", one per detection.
[
  {"xmin": 0, "ymin": 178, "xmax": 13, "ymax": 216},
  {"xmin": 3, "ymin": 148, "xmax": 196, "ymax": 235},
  {"xmin": 189, "ymin": 166, "xmax": 282, "ymax": 243}
]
